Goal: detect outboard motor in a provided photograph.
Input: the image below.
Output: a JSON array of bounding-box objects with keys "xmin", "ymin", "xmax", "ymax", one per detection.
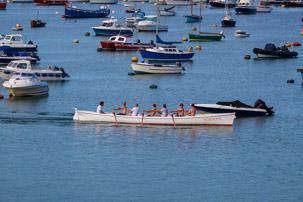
[
  {"xmin": 254, "ymin": 99, "xmax": 275, "ymax": 115},
  {"xmin": 28, "ymin": 41, "xmax": 33, "ymax": 44},
  {"xmin": 59, "ymin": 67, "xmax": 70, "ymax": 78},
  {"xmin": 53, "ymin": 66, "xmax": 59, "ymax": 71}
]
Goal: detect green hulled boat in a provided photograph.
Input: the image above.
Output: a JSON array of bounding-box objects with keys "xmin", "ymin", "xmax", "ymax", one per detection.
[
  {"xmin": 188, "ymin": 1, "xmax": 224, "ymax": 42},
  {"xmin": 189, "ymin": 32, "xmax": 224, "ymax": 41}
]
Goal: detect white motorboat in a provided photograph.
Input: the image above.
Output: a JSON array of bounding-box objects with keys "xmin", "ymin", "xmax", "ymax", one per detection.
[
  {"xmin": 73, "ymin": 108, "xmax": 235, "ymax": 126},
  {"xmin": 159, "ymin": 9, "xmax": 176, "ymax": 16},
  {"xmin": 124, "ymin": 3, "xmax": 136, "ymax": 7},
  {"xmin": 124, "ymin": 11, "xmax": 145, "ymax": 27},
  {"xmin": 165, "ymin": 0, "xmax": 193, "ymax": 6},
  {"xmin": 0, "ymin": 60, "xmax": 69, "ymax": 81},
  {"xmin": 92, "ymin": 17, "xmax": 134, "ymax": 36},
  {"xmin": 3, "ymin": 73, "xmax": 49, "ymax": 97},
  {"xmin": 135, "ymin": 15, "xmax": 168, "ymax": 31},
  {"xmin": 90, "ymin": 0, "xmax": 118, "ymax": 4},
  {"xmin": 256, "ymin": 5, "xmax": 273, "ymax": 12},
  {"xmin": 131, "ymin": 62, "xmax": 185, "ymax": 74},
  {"xmin": 0, "ymin": 34, "xmax": 38, "ymax": 53},
  {"xmin": 234, "ymin": 30, "xmax": 250, "ymax": 38}
]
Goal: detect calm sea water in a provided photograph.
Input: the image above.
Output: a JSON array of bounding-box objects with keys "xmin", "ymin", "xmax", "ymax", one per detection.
[{"xmin": 1, "ymin": 2, "xmax": 303, "ymax": 201}]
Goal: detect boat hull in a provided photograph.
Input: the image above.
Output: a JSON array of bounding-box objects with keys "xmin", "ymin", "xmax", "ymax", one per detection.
[
  {"xmin": 135, "ymin": 24, "xmax": 168, "ymax": 32},
  {"xmin": 210, "ymin": 1, "xmax": 237, "ymax": 8},
  {"xmin": 30, "ymin": 20, "xmax": 46, "ymax": 27},
  {"xmin": 100, "ymin": 41, "xmax": 153, "ymax": 51},
  {"xmin": 131, "ymin": 62, "xmax": 184, "ymax": 74},
  {"xmin": 0, "ymin": 69, "xmax": 68, "ymax": 81},
  {"xmin": 189, "ymin": 33, "xmax": 223, "ymax": 41},
  {"xmin": 283, "ymin": 1, "xmax": 303, "ymax": 7},
  {"xmin": 3, "ymin": 84, "xmax": 49, "ymax": 96},
  {"xmin": 256, "ymin": 6, "xmax": 273, "ymax": 12},
  {"xmin": 253, "ymin": 48, "xmax": 298, "ymax": 58},
  {"xmin": 185, "ymin": 15, "xmax": 202, "ymax": 22},
  {"xmin": 0, "ymin": 1, "xmax": 7, "ymax": 8},
  {"xmin": 34, "ymin": 0, "xmax": 67, "ymax": 5},
  {"xmin": 235, "ymin": 7, "xmax": 257, "ymax": 14},
  {"xmin": 221, "ymin": 18, "xmax": 236, "ymax": 27},
  {"xmin": 64, "ymin": 7, "xmax": 110, "ymax": 18},
  {"xmin": 194, "ymin": 104, "xmax": 267, "ymax": 117},
  {"xmin": 92, "ymin": 27, "xmax": 133, "ymax": 36},
  {"xmin": 139, "ymin": 50, "xmax": 194, "ymax": 61},
  {"xmin": 73, "ymin": 109, "xmax": 235, "ymax": 126},
  {"xmin": 0, "ymin": 56, "xmax": 38, "ymax": 64},
  {"xmin": 90, "ymin": 0, "xmax": 118, "ymax": 3}
]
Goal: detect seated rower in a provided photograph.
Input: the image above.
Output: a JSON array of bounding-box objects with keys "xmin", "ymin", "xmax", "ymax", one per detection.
[
  {"xmin": 185, "ymin": 104, "xmax": 196, "ymax": 116},
  {"xmin": 156, "ymin": 104, "xmax": 168, "ymax": 117},
  {"xmin": 171, "ymin": 103, "xmax": 185, "ymax": 117},
  {"xmin": 113, "ymin": 101, "xmax": 128, "ymax": 115},
  {"xmin": 97, "ymin": 101, "xmax": 105, "ymax": 114},
  {"xmin": 127, "ymin": 103, "xmax": 139, "ymax": 116},
  {"xmin": 143, "ymin": 104, "xmax": 157, "ymax": 116}
]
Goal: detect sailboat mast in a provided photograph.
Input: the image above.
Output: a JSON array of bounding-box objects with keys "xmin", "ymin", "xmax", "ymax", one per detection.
[
  {"xmin": 156, "ymin": 0, "xmax": 159, "ymax": 48},
  {"xmin": 199, "ymin": 1, "xmax": 201, "ymax": 33},
  {"xmin": 191, "ymin": 0, "xmax": 193, "ymax": 15}
]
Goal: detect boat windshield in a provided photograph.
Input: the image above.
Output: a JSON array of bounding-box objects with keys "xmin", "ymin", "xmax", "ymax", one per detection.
[
  {"xmin": 17, "ymin": 63, "xmax": 27, "ymax": 69},
  {"xmin": 102, "ymin": 22, "xmax": 114, "ymax": 27},
  {"xmin": 4, "ymin": 36, "xmax": 12, "ymax": 40},
  {"xmin": 142, "ymin": 17, "xmax": 157, "ymax": 22},
  {"xmin": 8, "ymin": 62, "xmax": 18, "ymax": 68}
]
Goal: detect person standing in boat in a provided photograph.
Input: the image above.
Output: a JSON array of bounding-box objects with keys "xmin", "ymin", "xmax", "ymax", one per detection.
[
  {"xmin": 127, "ymin": 103, "xmax": 139, "ymax": 116},
  {"xmin": 171, "ymin": 103, "xmax": 185, "ymax": 117},
  {"xmin": 97, "ymin": 101, "xmax": 105, "ymax": 114},
  {"xmin": 156, "ymin": 104, "xmax": 168, "ymax": 117},
  {"xmin": 143, "ymin": 104, "xmax": 157, "ymax": 116},
  {"xmin": 113, "ymin": 101, "xmax": 128, "ymax": 115},
  {"xmin": 185, "ymin": 104, "xmax": 196, "ymax": 116}
]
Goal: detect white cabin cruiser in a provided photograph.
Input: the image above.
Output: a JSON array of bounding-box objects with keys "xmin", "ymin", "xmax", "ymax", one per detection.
[
  {"xmin": 135, "ymin": 15, "xmax": 168, "ymax": 32},
  {"xmin": 0, "ymin": 60, "xmax": 69, "ymax": 81},
  {"xmin": 0, "ymin": 34, "xmax": 38, "ymax": 53},
  {"xmin": 3, "ymin": 73, "xmax": 49, "ymax": 97}
]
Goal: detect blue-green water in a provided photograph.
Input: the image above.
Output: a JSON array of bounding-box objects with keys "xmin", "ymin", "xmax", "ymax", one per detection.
[{"xmin": 0, "ymin": 2, "xmax": 303, "ymax": 201}]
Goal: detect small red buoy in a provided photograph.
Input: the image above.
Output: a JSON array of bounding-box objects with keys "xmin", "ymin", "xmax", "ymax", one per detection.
[
  {"xmin": 204, "ymin": 5, "xmax": 207, "ymax": 8},
  {"xmin": 61, "ymin": 15, "xmax": 65, "ymax": 18},
  {"xmin": 292, "ymin": 42, "xmax": 301, "ymax": 46},
  {"xmin": 0, "ymin": 94, "xmax": 4, "ymax": 99}
]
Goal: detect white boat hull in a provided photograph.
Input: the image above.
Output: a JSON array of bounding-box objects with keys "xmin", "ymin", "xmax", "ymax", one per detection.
[
  {"xmin": 159, "ymin": 10, "xmax": 176, "ymax": 16},
  {"xmin": 131, "ymin": 62, "xmax": 184, "ymax": 74},
  {"xmin": 4, "ymin": 85, "xmax": 49, "ymax": 96},
  {"xmin": 256, "ymin": 6, "xmax": 273, "ymax": 12},
  {"xmin": 135, "ymin": 22, "xmax": 168, "ymax": 31},
  {"xmin": 73, "ymin": 108, "xmax": 235, "ymax": 126},
  {"xmin": 90, "ymin": 0, "xmax": 118, "ymax": 3}
]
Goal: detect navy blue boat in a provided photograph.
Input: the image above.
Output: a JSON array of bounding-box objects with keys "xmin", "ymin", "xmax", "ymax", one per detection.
[
  {"xmin": 64, "ymin": 5, "xmax": 110, "ymax": 18},
  {"xmin": 194, "ymin": 100, "xmax": 275, "ymax": 117}
]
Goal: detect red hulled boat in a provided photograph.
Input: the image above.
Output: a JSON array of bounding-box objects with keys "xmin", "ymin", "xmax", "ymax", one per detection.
[
  {"xmin": 0, "ymin": 0, "xmax": 7, "ymax": 9},
  {"xmin": 100, "ymin": 35, "xmax": 154, "ymax": 51},
  {"xmin": 34, "ymin": 0, "xmax": 68, "ymax": 5}
]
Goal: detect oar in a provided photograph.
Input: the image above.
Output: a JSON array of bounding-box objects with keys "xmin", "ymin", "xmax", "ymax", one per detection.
[
  {"xmin": 141, "ymin": 109, "xmax": 144, "ymax": 127},
  {"xmin": 113, "ymin": 112, "xmax": 118, "ymax": 125},
  {"xmin": 171, "ymin": 113, "xmax": 176, "ymax": 128}
]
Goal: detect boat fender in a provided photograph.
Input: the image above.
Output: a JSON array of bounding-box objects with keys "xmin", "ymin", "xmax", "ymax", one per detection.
[
  {"xmin": 188, "ymin": 47, "xmax": 193, "ymax": 52},
  {"xmin": 132, "ymin": 57, "xmax": 138, "ymax": 62},
  {"xmin": 196, "ymin": 45, "xmax": 201, "ymax": 50},
  {"xmin": 183, "ymin": 37, "xmax": 188, "ymax": 41}
]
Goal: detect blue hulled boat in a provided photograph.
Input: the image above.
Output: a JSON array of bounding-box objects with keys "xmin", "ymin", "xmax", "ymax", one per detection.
[
  {"xmin": 64, "ymin": 5, "xmax": 110, "ymax": 18},
  {"xmin": 139, "ymin": 35, "xmax": 194, "ymax": 61}
]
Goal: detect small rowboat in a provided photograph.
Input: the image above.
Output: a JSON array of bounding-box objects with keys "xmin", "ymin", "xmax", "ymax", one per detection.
[
  {"xmin": 124, "ymin": 3, "xmax": 136, "ymax": 7},
  {"xmin": 73, "ymin": 108, "xmax": 235, "ymax": 126}
]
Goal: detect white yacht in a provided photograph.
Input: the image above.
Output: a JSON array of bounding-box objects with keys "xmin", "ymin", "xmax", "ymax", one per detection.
[
  {"xmin": 0, "ymin": 34, "xmax": 37, "ymax": 53},
  {"xmin": 3, "ymin": 73, "xmax": 49, "ymax": 97},
  {"xmin": 135, "ymin": 15, "xmax": 168, "ymax": 31}
]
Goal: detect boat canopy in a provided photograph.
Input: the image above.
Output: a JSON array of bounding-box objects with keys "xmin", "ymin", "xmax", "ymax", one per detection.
[
  {"xmin": 156, "ymin": 35, "xmax": 182, "ymax": 45},
  {"xmin": 264, "ymin": 43, "xmax": 277, "ymax": 51},
  {"xmin": 216, "ymin": 100, "xmax": 253, "ymax": 108}
]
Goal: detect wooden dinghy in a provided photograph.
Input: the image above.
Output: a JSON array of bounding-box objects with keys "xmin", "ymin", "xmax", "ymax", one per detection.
[{"xmin": 73, "ymin": 108, "xmax": 235, "ymax": 126}]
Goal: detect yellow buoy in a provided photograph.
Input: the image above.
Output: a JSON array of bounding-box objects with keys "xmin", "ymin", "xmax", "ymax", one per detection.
[
  {"xmin": 196, "ymin": 45, "xmax": 201, "ymax": 50},
  {"xmin": 213, "ymin": 24, "xmax": 217, "ymax": 27},
  {"xmin": 116, "ymin": 24, "xmax": 120, "ymax": 27},
  {"xmin": 200, "ymin": 1, "xmax": 203, "ymax": 4},
  {"xmin": 188, "ymin": 47, "xmax": 193, "ymax": 52},
  {"xmin": 16, "ymin": 24, "xmax": 21, "ymax": 28},
  {"xmin": 132, "ymin": 57, "xmax": 138, "ymax": 62},
  {"xmin": 142, "ymin": 1, "xmax": 145, "ymax": 3},
  {"xmin": 301, "ymin": 32, "xmax": 303, "ymax": 36},
  {"xmin": 73, "ymin": 39, "xmax": 79, "ymax": 43},
  {"xmin": 183, "ymin": 37, "xmax": 188, "ymax": 41},
  {"xmin": 281, "ymin": 4, "xmax": 285, "ymax": 7},
  {"xmin": 83, "ymin": 1, "xmax": 86, "ymax": 4},
  {"xmin": 192, "ymin": 27, "xmax": 196, "ymax": 31},
  {"xmin": 85, "ymin": 32, "xmax": 90, "ymax": 36},
  {"xmin": 286, "ymin": 43, "xmax": 291, "ymax": 47},
  {"xmin": 97, "ymin": 47, "xmax": 102, "ymax": 51},
  {"xmin": 244, "ymin": 54, "xmax": 251, "ymax": 59}
]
